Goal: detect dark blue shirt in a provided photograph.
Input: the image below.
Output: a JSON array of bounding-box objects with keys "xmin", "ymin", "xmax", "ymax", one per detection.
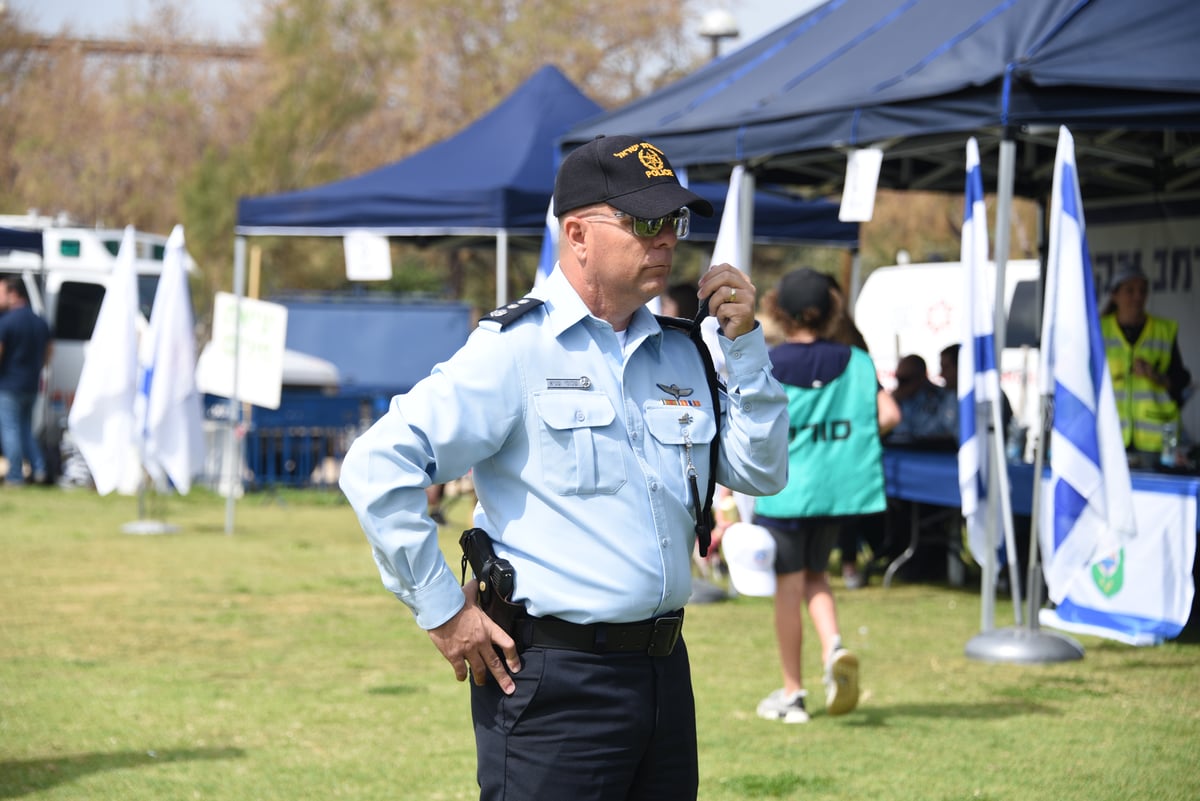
[{"xmin": 0, "ymin": 305, "xmax": 51, "ymax": 394}]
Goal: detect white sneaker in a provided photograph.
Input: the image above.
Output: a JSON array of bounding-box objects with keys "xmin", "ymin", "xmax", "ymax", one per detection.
[
  {"xmin": 824, "ymin": 648, "xmax": 860, "ymax": 716},
  {"xmin": 756, "ymin": 688, "xmax": 810, "ymax": 723}
]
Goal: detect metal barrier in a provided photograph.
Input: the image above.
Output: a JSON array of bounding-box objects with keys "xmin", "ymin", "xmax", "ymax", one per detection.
[
  {"xmin": 203, "ymin": 392, "xmax": 374, "ymax": 490},
  {"xmin": 243, "ymin": 424, "xmax": 357, "ymax": 489}
]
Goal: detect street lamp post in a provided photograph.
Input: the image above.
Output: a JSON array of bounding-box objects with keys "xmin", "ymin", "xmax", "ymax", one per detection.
[{"xmin": 698, "ymin": 9, "xmax": 739, "ymax": 60}]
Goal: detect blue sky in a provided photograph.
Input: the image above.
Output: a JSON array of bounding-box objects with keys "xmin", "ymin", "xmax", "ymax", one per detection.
[{"xmin": 13, "ymin": 0, "xmax": 822, "ymax": 49}]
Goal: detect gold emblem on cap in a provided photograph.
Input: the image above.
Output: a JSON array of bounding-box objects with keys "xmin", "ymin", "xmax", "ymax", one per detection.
[{"xmin": 612, "ymin": 141, "xmax": 674, "ymax": 179}]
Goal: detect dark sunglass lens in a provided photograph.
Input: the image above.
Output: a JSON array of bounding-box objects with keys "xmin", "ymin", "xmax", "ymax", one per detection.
[{"xmin": 632, "ymin": 217, "xmax": 665, "ymax": 237}]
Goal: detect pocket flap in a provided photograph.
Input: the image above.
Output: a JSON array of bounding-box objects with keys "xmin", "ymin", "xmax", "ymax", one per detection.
[
  {"xmin": 534, "ymin": 392, "xmax": 617, "ymax": 430},
  {"xmin": 644, "ymin": 405, "xmax": 716, "ymax": 445}
]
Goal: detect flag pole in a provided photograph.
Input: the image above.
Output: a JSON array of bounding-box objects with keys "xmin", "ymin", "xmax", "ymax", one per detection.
[
  {"xmin": 965, "ymin": 131, "xmax": 1083, "ymax": 663},
  {"xmin": 1025, "ymin": 393, "xmax": 1052, "ymax": 629},
  {"xmin": 224, "ymin": 236, "xmax": 247, "ymax": 535}
]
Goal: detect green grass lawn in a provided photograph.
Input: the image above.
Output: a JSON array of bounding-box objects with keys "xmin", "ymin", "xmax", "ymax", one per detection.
[{"xmin": 1, "ymin": 486, "xmax": 1197, "ymax": 801}]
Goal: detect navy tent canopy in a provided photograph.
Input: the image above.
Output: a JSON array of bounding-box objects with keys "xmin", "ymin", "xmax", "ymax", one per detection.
[
  {"xmin": 687, "ymin": 183, "xmax": 855, "ymax": 246},
  {"xmin": 237, "ymin": 64, "xmax": 855, "ymax": 246},
  {"xmin": 237, "ymin": 65, "xmax": 602, "ymax": 236},
  {"xmin": 235, "ymin": 64, "xmax": 856, "ymax": 309},
  {"xmin": 562, "ymin": 0, "xmax": 1200, "ymax": 199}
]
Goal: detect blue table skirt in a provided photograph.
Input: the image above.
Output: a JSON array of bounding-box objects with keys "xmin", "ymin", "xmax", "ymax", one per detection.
[{"xmin": 883, "ymin": 448, "xmax": 1200, "ymax": 523}]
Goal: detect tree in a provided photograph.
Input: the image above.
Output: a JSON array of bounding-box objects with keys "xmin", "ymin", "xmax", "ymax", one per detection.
[{"xmin": 2, "ymin": 0, "xmax": 804, "ymax": 315}]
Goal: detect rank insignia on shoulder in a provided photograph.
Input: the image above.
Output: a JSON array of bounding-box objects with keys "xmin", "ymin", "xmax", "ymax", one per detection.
[{"xmin": 484, "ymin": 297, "xmax": 544, "ymax": 328}]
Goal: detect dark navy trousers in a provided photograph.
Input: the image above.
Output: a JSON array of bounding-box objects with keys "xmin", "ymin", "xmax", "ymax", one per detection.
[{"xmin": 470, "ymin": 639, "xmax": 697, "ymax": 801}]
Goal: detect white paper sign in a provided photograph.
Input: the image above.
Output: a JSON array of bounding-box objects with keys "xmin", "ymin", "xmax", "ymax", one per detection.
[
  {"xmin": 344, "ymin": 230, "xmax": 393, "ymax": 281},
  {"xmin": 839, "ymin": 147, "xmax": 883, "ymax": 222},
  {"xmin": 196, "ymin": 292, "xmax": 287, "ymax": 409}
]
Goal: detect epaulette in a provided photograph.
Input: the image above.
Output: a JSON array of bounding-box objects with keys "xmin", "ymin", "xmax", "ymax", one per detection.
[{"xmin": 482, "ymin": 297, "xmax": 544, "ymax": 329}]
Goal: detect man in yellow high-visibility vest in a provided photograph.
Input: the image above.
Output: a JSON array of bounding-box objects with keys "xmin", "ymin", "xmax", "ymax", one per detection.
[{"xmin": 1100, "ymin": 267, "xmax": 1192, "ymax": 468}]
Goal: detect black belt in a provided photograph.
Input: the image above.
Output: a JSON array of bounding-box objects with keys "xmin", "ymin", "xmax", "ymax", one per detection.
[{"xmin": 515, "ymin": 611, "xmax": 684, "ymax": 657}]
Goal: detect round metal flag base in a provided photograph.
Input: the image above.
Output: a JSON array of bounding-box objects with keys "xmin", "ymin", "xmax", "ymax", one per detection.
[
  {"xmin": 121, "ymin": 520, "xmax": 180, "ymax": 536},
  {"xmin": 965, "ymin": 626, "xmax": 1084, "ymax": 664}
]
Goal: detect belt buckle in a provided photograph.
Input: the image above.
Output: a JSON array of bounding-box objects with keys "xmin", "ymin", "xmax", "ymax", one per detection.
[{"xmin": 647, "ymin": 615, "xmax": 683, "ymax": 657}]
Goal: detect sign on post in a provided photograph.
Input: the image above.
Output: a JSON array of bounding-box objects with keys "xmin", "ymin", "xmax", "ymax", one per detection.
[{"xmin": 196, "ymin": 292, "xmax": 287, "ymax": 410}]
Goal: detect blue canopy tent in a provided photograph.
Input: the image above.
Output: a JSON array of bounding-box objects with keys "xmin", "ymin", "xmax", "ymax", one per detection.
[
  {"xmin": 236, "ymin": 64, "xmax": 856, "ymax": 306},
  {"xmin": 561, "ymin": 0, "xmax": 1200, "ymax": 201},
  {"xmin": 562, "ymin": 0, "xmax": 1200, "ymax": 334}
]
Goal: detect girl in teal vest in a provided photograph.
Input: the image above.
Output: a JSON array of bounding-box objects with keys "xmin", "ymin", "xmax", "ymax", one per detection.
[{"xmin": 750, "ymin": 268, "xmax": 900, "ymax": 724}]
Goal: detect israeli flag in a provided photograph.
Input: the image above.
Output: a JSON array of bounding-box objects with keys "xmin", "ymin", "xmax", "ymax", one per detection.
[
  {"xmin": 1038, "ymin": 126, "xmax": 1136, "ymax": 604},
  {"xmin": 957, "ymin": 138, "xmax": 1006, "ymax": 562}
]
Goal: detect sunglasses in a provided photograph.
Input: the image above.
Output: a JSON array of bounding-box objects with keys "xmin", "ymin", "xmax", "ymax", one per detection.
[{"xmin": 585, "ymin": 208, "xmax": 691, "ymax": 239}]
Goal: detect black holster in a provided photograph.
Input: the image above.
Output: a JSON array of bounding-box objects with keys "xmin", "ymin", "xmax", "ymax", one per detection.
[{"xmin": 459, "ymin": 527, "xmax": 523, "ymax": 635}]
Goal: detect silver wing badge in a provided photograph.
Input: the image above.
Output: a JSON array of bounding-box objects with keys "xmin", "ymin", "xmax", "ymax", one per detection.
[{"xmin": 656, "ymin": 383, "xmax": 694, "ymax": 400}]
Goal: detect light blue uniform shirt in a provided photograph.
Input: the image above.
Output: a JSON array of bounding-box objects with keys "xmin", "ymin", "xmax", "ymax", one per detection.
[{"xmin": 340, "ymin": 266, "xmax": 789, "ymax": 629}]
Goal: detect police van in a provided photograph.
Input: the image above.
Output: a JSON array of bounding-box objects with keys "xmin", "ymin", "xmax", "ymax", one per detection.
[{"xmin": 853, "ymin": 258, "xmax": 1042, "ymax": 431}]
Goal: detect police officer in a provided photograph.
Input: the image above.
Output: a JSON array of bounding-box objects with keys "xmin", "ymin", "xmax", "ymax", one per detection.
[{"xmin": 340, "ymin": 134, "xmax": 789, "ymax": 801}]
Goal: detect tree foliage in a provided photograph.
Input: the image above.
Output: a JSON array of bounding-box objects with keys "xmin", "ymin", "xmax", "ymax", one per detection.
[{"xmin": 1, "ymin": 0, "xmax": 710, "ymax": 318}]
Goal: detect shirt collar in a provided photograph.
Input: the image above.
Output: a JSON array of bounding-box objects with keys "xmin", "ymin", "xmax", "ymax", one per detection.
[{"xmin": 536, "ymin": 263, "xmax": 666, "ymax": 355}]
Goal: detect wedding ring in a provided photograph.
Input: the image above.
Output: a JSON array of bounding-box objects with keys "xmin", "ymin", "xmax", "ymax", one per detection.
[{"xmin": 728, "ymin": 287, "xmax": 737, "ymax": 304}]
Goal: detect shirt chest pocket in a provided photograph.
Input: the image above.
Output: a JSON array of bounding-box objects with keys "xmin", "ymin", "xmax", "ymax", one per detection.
[
  {"xmin": 534, "ymin": 392, "xmax": 626, "ymax": 496},
  {"xmin": 643, "ymin": 404, "xmax": 717, "ymax": 485}
]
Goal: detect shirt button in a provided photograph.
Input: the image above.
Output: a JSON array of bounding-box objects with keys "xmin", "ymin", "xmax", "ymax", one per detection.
[
  {"xmin": 661, "ymin": 538, "xmax": 670, "ymax": 548},
  {"xmin": 743, "ymin": 402, "xmax": 752, "ymax": 412},
  {"xmin": 649, "ymin": 482, "xmax": 659, "ymax": 492},
  {"xmin": 575, "ymin": 410, "xmax": 586, "ymax": 422},
  {"xmin": 732, "ymin": 351, "xmax": 742, "ymax": 360}
]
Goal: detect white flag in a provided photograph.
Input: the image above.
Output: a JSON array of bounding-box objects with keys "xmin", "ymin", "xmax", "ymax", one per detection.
[
  {"xmin": 136, "ymin": 225, "xmax": 204, "ymax": 494},
  {"xmin": 1038, "ymin": 126, "xmax": 1136, "ymax": 603},
  {"xmin": 957, "ymin": 138, "xmax": 1007, "ymax": 560},
  {"xmin": 700, "ymin": 165, "xmax": 749, "ymax": 378},
  {"xmin": 709, "ymin": 164, "xmax": 745, "ymax": 271},
  {"xmin": 67, "ymin": 226, "xmax": 142, "ymax": 495}
]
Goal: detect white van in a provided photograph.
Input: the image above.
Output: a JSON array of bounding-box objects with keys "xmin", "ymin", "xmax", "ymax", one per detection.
[
  {"xmin": 853, "ymin": 259, "xmax": 1042, "ymax": 430},
  {"xmin": 0, "ymin": 214, "xmax": 174, "ymax": 411}
]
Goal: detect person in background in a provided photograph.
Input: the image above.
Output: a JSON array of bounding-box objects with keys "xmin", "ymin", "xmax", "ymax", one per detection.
[
  {"xmin": 661, "ymin": 281, "xmax": 700, "ymax": 320},
  {"xmin": 750, "ymin": 267, "xmax": 899, "ymax": 724},
  {"xmin": 425, "ymin": 483, "xmax": 447, "ymax": 526},
  {"xmin": 823, "ymin": 272, "xmax": 887, "ymax": 589},
  {"xmin": 940, "ymin": 342, "xmax": 1025, "ymax": 595},
  {"xmin": 0, "ymin": 276, "xmax": 52, "ymax": 486},
  {"xmin": 340, "ymin": 134, "xmax": 789, "ymax": 801},
  {"xmin": 887, "ymin": 354, "xmax": 955, "ymax": 443},
  {"xmin": 938, "ymin": 344, "xmax": 1013, "ymax": 435},
  {"xmin": 1100, "ymin": 266, "xmax": 1192, "ymax": 468}
]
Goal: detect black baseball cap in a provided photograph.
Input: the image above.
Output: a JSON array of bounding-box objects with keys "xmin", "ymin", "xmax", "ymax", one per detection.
[
  {"xmin": 553, "ymin": 134, "xmax": 714, "ymax": 219},
  {"xmin": 778, "ymin": 268, "xmax": 832, "ymax": 320}
]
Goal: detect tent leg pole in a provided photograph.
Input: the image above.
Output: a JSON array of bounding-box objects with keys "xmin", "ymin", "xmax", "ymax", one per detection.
[
  {"xmin": 993, "ymin": 137, "xmax": 1015, "ymax": 354},
  {"xmin": 225, "ymin": 236, "xmax": 247, "ymax": 535}
]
